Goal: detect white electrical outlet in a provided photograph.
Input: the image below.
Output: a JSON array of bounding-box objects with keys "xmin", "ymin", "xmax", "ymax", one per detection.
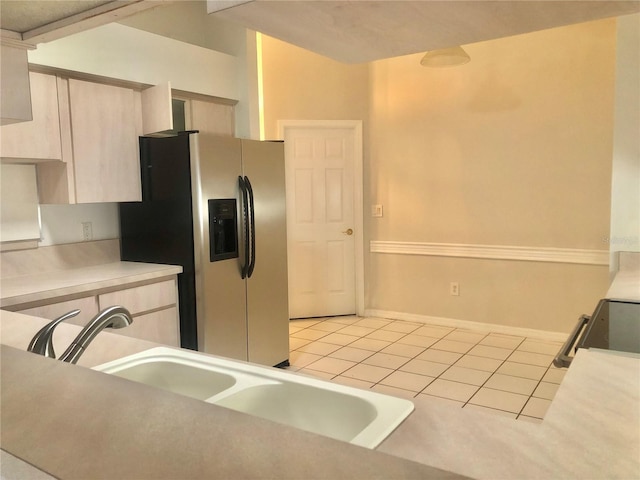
[
  {"xmin": 82, "ymin": 221, "xmax": 93, "ymax": 241},
  {"xmin": 372, "ymin": 204, "xmax": 383, "ymax": 217},
  {"xmin": 450, "ymin": 282, "xmax": 460, "ymax": 296}
]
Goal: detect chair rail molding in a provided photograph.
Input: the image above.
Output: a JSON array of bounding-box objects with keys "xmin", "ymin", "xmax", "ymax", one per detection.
[{"xmin": 370, "ymin": 240, "xmax": 609, "ymax": 266}]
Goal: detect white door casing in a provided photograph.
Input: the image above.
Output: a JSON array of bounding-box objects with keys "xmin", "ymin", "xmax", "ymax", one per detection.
[{"xmin": 278, "ymin": 120, "xmax": 364, "ymax": 319}]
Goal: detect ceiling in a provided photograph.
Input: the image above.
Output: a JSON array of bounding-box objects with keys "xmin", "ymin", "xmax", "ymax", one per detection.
[
  {"xmin": 0, "ymin": 0, "xmax": 165, "ymax": 44},
  {"xmin": 210, "ymin": 0, "xmax": 640, "ymax": 63},
  {"xmin": 1, "ymin": 0, "xmax": 638, "ymax": 62}
]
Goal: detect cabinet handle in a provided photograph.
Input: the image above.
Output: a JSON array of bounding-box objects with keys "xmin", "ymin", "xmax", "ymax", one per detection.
[{"xmin": 553, "ymin": 314, "xmax": 590, "ymax": 368}]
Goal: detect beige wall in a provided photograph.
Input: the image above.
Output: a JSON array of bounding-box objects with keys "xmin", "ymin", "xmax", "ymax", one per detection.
[
  {"xmin": 261, "ymin": 35, "xmax": 369, "ymax": 140},
  {"xmin": 261, "ymin": 19, "xmax": 616, "ymax": 334}
]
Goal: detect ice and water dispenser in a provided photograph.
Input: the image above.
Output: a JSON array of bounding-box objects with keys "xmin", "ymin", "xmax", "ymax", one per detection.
[{"xmin": 208, "ymin": 199, "xmax": 238, "ymax": 262}]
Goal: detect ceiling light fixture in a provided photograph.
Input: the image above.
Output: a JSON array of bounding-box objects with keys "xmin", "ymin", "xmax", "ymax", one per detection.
[{"xmin": 420, "ymin": 46, "xmax": 470, "ymax": 67}]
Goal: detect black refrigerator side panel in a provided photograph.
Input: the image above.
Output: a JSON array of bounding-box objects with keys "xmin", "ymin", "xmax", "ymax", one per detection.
[{"xmin": 119, "ymin": 135, "xmax": 198, "ymax": 350}]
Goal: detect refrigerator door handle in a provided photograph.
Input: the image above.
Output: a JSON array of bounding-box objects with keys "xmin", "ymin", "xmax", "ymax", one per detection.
[
  {"xmin": 245, "ymin": 175, "xmax": 256, "ymax": 278},
  {"xmin": 238, "ymin": 176, "xmax": 250, "ymax": 279}
]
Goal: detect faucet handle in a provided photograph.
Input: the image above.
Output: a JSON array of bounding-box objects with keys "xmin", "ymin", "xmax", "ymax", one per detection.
[{"xmin": 27, "ymin": 309, "xmax": 81, "ymax": 358}]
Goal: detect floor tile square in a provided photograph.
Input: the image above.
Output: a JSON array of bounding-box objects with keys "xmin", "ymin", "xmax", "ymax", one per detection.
[
  {"xmin": 339, "ymin": 325, "xmax": 377, "ymax": 337},
  {"xmin": 307, "ymin": 322, "xmax": 347, "ymax": 333},
  {"xmin": 517, "ymin": 339, "xmax": 562, "ymax": 355},
  {"xmin": 533, "ymin": 381, "xmax": 559, "ymax": 400},
  {"xmin": 362, "ymin": 352, "xmax": 410, "ymax": 370},
  {"xmin": 331, "ymin": 376, "xmax": 375, "ymax": 389},
  {"xmin": 296, "ymin": 341, "xmax": 342, "ymax": 356},
  {"xmin": 296, "ymin": 368, "xmax": 335, "ymax": 380},
  {"xmin": 520, "ymin": 397, "xmax": 552, "ymax": 418},
  {"xmin": 417, "ymin": 393, "xmax": 465, "ymax": 408},
  {"xmin": 400, "ymin": 358, "xmax": 449, "ymax": 377},
  {"xmin": 484, "ymin": 373, "xmax": 538, "ymax": 395},
  {"xmin": 289, "ymin": 337, "xmax": 312, "ymax": 350},
  {"xmin": 479, "ymin": 334, "xmax": 524, "ymax": 350},
  {"xmin": 467, "ymin": 344, "xmax": 514, "ymax": 360},
  {"xmin": 381, "ymin": 321, "xmax": 422, "ymax": 334},
  {"xmin": 542, "ymin": 367, "xmax": 567, "ymax": 384},
  {"xmin": 416, "ymin": 349, "xmax": 462, "ymax": 365},
  {"xmin": 289, "ymin": 351, "xmax": 323, "ymax": 369},
  {"xmin": 326, "ymin": 316, "xmax": 360, "ymax": 325},
  {"xmin": 444, "ymin": 330, "xmax": 487, "ymax": 344},
  {"xmin": 380, "ymin": 343, "xmax": 425, "ymax": 358},
  {"xmin": 353, "ymin": 318, "xmax": 392, "ymax": 329},
  {"xmin": 496, "ymin": 362, "xmax": 547, "ymax": 380},
  {"xmin": 431, "ymin": 339, "xmax": 474, "ymax": 354},
  {"xmin": 342, "ymin": 363, "xmax": 395, "ymax": 383},
  {"xmin": 413, "ymin": 325, "xmax": 454, "ymax": 339},
  {"xmin": 396, "ymin": 334, "xmax": 439, "ymax": 348},
  {"xmin": 289, "ymin": 324, "xmax": 303, "ymax": 334},
  {"xmin": 366, "ymin": 329, "xmax": 407, "ymax": 342},
  {"xmin": 320, "ymin": 332, "xmax": 360, "ymax": 346},
  {"xmin": 379, "ymin": 370, "xmax": 434, "ymax": 392},
  {"xmin": 468, "ymin": 387, "xmax": 529, "ymax": 413},
  {"xmin": 291, "ymin": 328, "xmax": 329, "ymax": 341},
  {"xmin": 422, "ymin": 379, "xmax": 479, "ymax": 402},
  {"xmin": 453, "ymin": 355, "xmax": 503, "ymax": 372},
  {"xmin": 328, "ymin": 346, "xmax": 374, "ymax": 362},
  {"xmin": 305, "ymin": 356, "xmax": 356, "ymax": 375},
  {"xmin": 371, "ymin": 384, "xmax": 417, "ymax": 399},
  {"xmin": 349, "ymin": 337, "xmax": 392, "ymax": 352},
  {"xmin": 440, "ymin": 366, "xmax": 492, "ymax": 386},
  {"xmin": 508, "ymin": 350, "xmax": 553, "ymax": 367},
  {"xmin": 290, "ymin": 319, "xmax": 322, "ymax": 328}
]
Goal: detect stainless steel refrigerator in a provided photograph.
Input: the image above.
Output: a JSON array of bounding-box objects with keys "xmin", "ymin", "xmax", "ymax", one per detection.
[{"xmin": 119, "ymin": 132, "xmax": 289, "ymax": 367}]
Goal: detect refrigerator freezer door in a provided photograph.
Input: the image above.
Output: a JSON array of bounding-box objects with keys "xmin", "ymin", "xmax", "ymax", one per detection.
[
  {"xmin": 120, "ymin": 135, "xmax": 197, "ymax": 350},
  {"xmin": 242, "ymin": 139, "xmax": 290, "ymax": 366},
  {"xmin": 190, "ymin": 134, "xmax": 248, "ymax": 360}
]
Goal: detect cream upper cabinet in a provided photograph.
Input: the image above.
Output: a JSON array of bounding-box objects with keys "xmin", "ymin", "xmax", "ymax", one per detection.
[
  {"xmin": 68, "ymin": 79, "xmax": 142, "ymax": 203},
  {"xmin": 0, "ymin": 72, "xmax": 62, "ymax": 161},
  {"xmin": 189, "ymin": 99, "xmax": 234, "ymax": 136},
  {"xmin": 141, "ymin": 82, "xmax": 173, "ymax": 135}
]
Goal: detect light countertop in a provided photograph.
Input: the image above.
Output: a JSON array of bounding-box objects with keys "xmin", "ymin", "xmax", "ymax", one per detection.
[
  {"xmin": 1, "ymin": 255, "xmax": 638, "ymax": 479},
  {"xmin": 0, "ymin": 312, "xmax": 464, "ymax": 480},
  {"xmin": 378, "ymin": 347, "xmax": 640, "ymax": 479},
  {"xmin": 0, "ymin": 261, "xmax": 183, "ymax": 308},
  {"xmin": 2, "ymin": 307, "xmax": 639, "ymax": 480}
]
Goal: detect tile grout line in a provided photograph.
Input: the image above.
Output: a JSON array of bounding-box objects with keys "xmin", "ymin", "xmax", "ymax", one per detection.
[{"xmin": 289, "ymin": 316, "xmax": 563, "ymax": 419}]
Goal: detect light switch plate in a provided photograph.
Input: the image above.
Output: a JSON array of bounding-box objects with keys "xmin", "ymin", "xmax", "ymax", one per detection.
[{"xmin": 372, "ymin": 204, "xmax": 383, "ymax": 217}]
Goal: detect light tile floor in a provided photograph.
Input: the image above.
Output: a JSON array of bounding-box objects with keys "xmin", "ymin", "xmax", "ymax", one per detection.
[{"xmin": 288, "ymin": 316, "xmax": 568, "ymax": 423}]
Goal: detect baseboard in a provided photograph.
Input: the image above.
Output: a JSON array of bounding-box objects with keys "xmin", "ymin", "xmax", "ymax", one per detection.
[{"xmin": 365, "ymin": 309, "xmax": 568, "ymax": 342}]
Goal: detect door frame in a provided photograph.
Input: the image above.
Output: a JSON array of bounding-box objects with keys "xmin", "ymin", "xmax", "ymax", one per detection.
[{"xmin": 277, "ymin": 119, "xmax": 365, "ymax": 317}]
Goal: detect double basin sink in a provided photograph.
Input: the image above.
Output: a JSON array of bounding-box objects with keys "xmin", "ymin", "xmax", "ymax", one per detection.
[{"xmin": 94, "ymin": 347, "xmax": 414, "ymax": 449}]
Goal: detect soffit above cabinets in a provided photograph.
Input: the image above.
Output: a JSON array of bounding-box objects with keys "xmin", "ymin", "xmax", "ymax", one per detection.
[
  {"xmin": 0, "ymin": 0, "xmax": 164, "ymax": 45},
  {"xmin": 209, "ymin": 0, "xmax": 640, "ymax": 64}
]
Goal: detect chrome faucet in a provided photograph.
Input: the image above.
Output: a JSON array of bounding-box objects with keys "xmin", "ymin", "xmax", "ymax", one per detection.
[{"xmin": 27, "ymin": 306, "xmax": 133, "ymax": 364}]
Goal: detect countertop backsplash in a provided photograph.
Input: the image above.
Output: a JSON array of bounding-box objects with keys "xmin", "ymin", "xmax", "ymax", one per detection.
[{"xmin": 0, "ymin": 239, "xmax": 120, "ymax": 278}]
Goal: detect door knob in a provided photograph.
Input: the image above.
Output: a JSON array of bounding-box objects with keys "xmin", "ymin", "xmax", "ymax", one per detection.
[{"xmin": 342, "ymin": 228, "xmax": 353, "ymax": 235}]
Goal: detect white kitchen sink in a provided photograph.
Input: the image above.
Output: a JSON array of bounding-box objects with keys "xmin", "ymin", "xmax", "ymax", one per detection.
[{"xmin": 94, "ymin": 347, "xmax": 414, "ymax": 448}]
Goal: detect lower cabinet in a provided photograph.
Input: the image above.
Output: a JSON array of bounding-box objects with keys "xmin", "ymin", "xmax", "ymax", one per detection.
[
  {"xmin": 17, "ymin": 295, "xmax": 98, "ymax": 327},
  {"xmin": 13, "ymin": 277, "xmax": 180, "ymax": 347}
]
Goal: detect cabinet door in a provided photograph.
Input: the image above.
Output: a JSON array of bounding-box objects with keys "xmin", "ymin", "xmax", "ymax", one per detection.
[
  {"xmin": 141, "ymin": 82, "xmax": 173, "ymax": 135},
  {"xmin": 0, "ymin": 72, "xmax": 62, "ymax": 161},
  {"xmin": 112, "ymin": 307, "xmax": 180, "ymax": 347},
  {"xmin": 68, "ymin": 79, "xmax": 141, "ymax": 203},
  {"xmin": 190, "ymin": 100, "xmax": 234, "ymax": 136},
  {"xmin": 97, "ymin": 280, "xmax": 177, "ymax": 315},
  {"xmin": 17, "ymin": 296, "xmax": 99, "ymax": 327}
]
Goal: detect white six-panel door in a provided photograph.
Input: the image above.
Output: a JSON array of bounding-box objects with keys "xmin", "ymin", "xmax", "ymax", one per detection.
[{"xmin": 281, "ymin": 123, "xmax": 360, "ymax": 318}]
